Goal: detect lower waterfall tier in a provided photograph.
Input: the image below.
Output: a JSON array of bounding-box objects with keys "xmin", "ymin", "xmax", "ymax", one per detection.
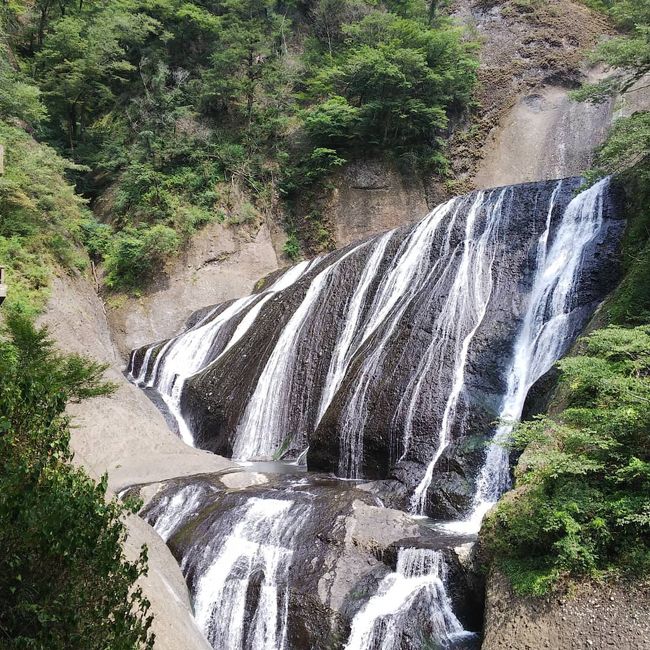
[{"xmin": 127, "ymin": 471, "xmax": 483, "ymax": 650}]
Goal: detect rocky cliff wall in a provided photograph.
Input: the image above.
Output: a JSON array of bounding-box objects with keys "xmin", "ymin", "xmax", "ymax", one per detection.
[
  {"xmin": 106, "ymin": 219, "xmax": 282, "ymax": 358},
  {"xmin": 452, "ymin": 0, "xmax": 612, "ymax": 188},
  {"xmin": 37, "ymin": 266, "xmax": 240, "ymax": 650}
]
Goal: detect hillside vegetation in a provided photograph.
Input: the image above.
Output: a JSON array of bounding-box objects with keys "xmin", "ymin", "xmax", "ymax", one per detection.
[
  {"xmin": 1, "ymin": 0, "xmax": 477, "ymax": 288},
  {"xmin": 0, "ymin": 314, "xmax": 154, "ymax": 648}
]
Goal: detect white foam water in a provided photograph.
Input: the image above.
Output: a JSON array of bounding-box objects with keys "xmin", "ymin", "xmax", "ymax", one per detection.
[
  {"xmin": 446, "ymin": 178, "xmax": 610, "ymax": 534},
  {"xmin": 345, "ymin": 548, "xmax": 475, "ymax": 650},
  {"xmin": 188, "ymin": 497, "xmax": 309, "ymax": 650}
]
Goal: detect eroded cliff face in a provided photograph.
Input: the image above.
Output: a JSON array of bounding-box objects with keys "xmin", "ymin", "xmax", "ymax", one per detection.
[
  {"xmin": 37, "ymin": 266, "xmax": 239, "ymax": 650},
  {"xmin": 129, "ymin": 177, "xmax": 623, "ymax": 521},
  {"xmin": 38, "ymin": 270, "xmax": 236, "ymax": 492},
  {"xmin": 452, "ymin": 0, "xmax": 612, "ymax": 188}
]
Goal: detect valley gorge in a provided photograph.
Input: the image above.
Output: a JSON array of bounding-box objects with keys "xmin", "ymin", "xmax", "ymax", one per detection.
[{"xmin": 2, "ymin": 0, "xmax": 649, "ymax": 648}]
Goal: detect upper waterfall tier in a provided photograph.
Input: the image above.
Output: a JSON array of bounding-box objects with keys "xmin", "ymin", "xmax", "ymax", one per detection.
[{"xmin": 129, "ymin": 177, "xmax": 622, "ymax": 518}]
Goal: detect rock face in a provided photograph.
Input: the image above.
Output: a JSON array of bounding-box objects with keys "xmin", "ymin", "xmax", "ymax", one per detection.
[
  {"xmin": 482, "ymin": 569, "xmax": 650, "ymax": 650},
  {"xmin": 324, "ymin": 159, "xmax": 436, "ymax": 248},
  {"xmin": 106, "ymin": 220, "xmax": 282, "ymax": 358},
  {"xmin": 131, "ymin": 472, "xmax": 483, "ymax": 649},
  {"xmin": 450, "ymin": 0, "xmax": 612, "ymax": 188},
  {"xmin": 473, "ymin": 78, "xmax": 615, "ymax": 189},
  {"xmin": 131, "ymin": 177, "xmax": 622, "ymax": 519},
  {"xmin": 37, "ymin": 266, "xmax": 239, "ymax": 650}
]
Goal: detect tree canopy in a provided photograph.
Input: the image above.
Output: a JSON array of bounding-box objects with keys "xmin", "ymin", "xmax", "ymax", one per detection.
[
  {"xmin": 0, "ymin": 315, "xmax": 154, "ymax": 649},
  {"xmin": 1, "ymin": 0, "xmax": 477, "ymax": 285}
]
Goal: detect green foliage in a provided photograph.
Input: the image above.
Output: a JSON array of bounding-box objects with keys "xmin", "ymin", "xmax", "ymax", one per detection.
[
  {"xmin": 0, "ymin": 40, "xmax": 46, "ymax": 124},
  {"xmin": 608, "ymin": 167, "xmax": 650, "ymax": 324},
  {"xmin": 0, "ymin": 314, "xmax": 153, "ymax": 649},
  {"xmin": 594, "ymin": 112, "xmax": 650, "ymax": 176},
  {"xmin": 572, "ymin": 0, "xmax": 650, "ymax": 103},
  {"xmin": 33, "ymin": 1, "xmax": 159, "ymax": 151},
  {"xmin": 104, "ymin": 224, "xmax": 180, "ymax": 290},
  {"xmin": 484, "ymin": 326, "xmax": 650, "ymax": 594},
  {"xmin": 282, "ymin": 232, "xmax": 301, "ymax": 261},
  {"xmin": 304, "ymin": 12, "xmax": 477, "ymax": 163},
  {"xmin": 572, "ymin": 2, "xmax": 650, "ymax": 181},
  {"xmin": 0, "ymin": 119, "xmax": 90, "ymax": 315},
  {"xmin": 1, "ymin": 0, "xmax": 478, "ymax": 280}
]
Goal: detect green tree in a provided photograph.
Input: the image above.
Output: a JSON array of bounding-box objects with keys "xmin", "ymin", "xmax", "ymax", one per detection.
[
  {"xmin": 34, "ymin": 2, "xmax": 158, "ymax": 152},
  {"xmin": 304, "ymin": 12, "xmax": 477, "ymax": 164},
  {"xmin": 0, "ymin": 315, "xmax": 154, "ymax": 648},
  {"xmin": 202, "ymin": 0, "xmax": 286, "ymax": 125}
]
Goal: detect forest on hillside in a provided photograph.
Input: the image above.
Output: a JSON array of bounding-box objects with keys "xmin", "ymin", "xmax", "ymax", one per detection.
[{"xmin": 1, "ymin": 0, "xmax": 477, "ymax": 291}]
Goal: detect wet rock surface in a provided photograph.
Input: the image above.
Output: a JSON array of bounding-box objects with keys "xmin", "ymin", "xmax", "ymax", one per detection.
[
  {"xmin": 130, "ymin": 471, "xmax": 483, "ymax": 649},
  {"xmin": 130, "ymin": 177, "xmax": 624, "ymax": 519}
]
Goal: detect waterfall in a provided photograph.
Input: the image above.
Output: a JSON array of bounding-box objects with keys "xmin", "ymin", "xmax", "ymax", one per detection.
[
  {"xmin": 130, "ymin": 176, "xmax": 617, "ymax": 507},
  {"xmin": 336, "ymin": 198, "xmax": 462, "ymax": 477},
  {"xmin": 345, "ymin": 548, "xmax": 474, "ymax": 650},
  {"xmin": 316, "ymin": 231, "xmax": 393, "ymax": 423},
  {"xmin": 183, "ymin": 497, "xmax": 309, "ymax": 650},
  {"xmin": 131, "ymin": 345, "xmax": 154, "ymax": 385},
  {"xmin": 128, "ymin": 175, "xmax": 619, "ymax": 650},
  {"xmin": 129, "ymin": 260, "xmax": 312, "ymax": 445},
  {"xmin": 232, "ymin": 243, "xmax": 367, "ymax": 460},
  {"xmin": 143, "ymin": 483, "xmax": 214, "ymax": 542},
  {"xmin": 447, "ymin": 177, "xmax": 611, "ymax": 534}
]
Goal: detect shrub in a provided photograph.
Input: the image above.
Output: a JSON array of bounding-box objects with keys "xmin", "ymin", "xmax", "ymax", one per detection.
[
  {"xmin": 104, "ymin": 225, "xmax": 180, "ymax": 290},
  {"xmin": 0, "ymin": 315, "xmax": 154, "ymax": 649},
  {"xmin": 483, "ymin": 326, "xmax": 650, "ymax": 594},
  {"xmin": 283, "ymin": 232, "xmax": 302, "ymax": 260}
]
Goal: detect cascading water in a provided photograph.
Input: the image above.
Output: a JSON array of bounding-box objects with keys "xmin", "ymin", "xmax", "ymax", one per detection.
[
  {"xmin": 407, "ymin": 188, "xmax": 508, "ymax": 513},
  {"xmin": 143, "ymin": 483, "xmax": 216, "ymax": 542},
  {"xmin": 345, "ymin": 548, "xmax": 475, "ymax": 650},
  {"xmin": 129, "ymin": 260, "xmax": 312, "ymax": 444},
  {"xmin": 445, "ymin": 177, "xmax": 611, "ymax": 533},
  {"xmin": 316, "ymin": 231, "xmax": 393, "ymax": 423},
  {"xmin": 181, "ymin": 497, "xmax": 310, "ymax": 650},
  {"xmin": 232, "ymin": 243, "xmax": 367, "ymax": 460},
  {"xmin": 130, "ymin": 177, "xmax": 620, "ymax": 650},
  {"xmin": 131, "ymin": 177, "xmax": 618, "ymax": 492},
  {"xmin": 335, "ymin": 199, "xmax": 463, "ymax": 478}
]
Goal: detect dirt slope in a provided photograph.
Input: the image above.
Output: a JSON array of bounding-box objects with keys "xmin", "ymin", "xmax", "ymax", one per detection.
[{"xmin": 483, "ymin": 569, "xmax": 650, "ymax": 650}]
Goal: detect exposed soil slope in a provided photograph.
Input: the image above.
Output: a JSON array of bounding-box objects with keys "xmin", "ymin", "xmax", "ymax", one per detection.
[{"xmin": 483, "ymin": 569, "xmax": 650, "ymax": 650}]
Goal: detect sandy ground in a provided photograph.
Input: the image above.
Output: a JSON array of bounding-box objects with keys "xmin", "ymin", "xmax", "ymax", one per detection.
[{"xmin": 483, "ymin": 569, "xmax": 650, "ymax": 650}]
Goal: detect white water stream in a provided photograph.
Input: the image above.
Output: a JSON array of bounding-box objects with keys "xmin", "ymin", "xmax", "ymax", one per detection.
[
  {"xmin": 409, "ymin": 189, "xmax": 508, "ymax": 512},
  {"xmin": 446, "ymin": 178, "xmax": 609, "ymax": 533},
  {"xmin": 233, "ymin": 244, "xmax": 367, "ymax": 459},
  {"xmin": 132, "ymin": 260, "xmax": 312, "ymax": 445},
  {"xmin": 345, "ymin": 548, "xmax": 475, "ymax": 650},
  {"xmin": 188, "ymin": 497, "xmax": 309, "ymax": 650}
]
